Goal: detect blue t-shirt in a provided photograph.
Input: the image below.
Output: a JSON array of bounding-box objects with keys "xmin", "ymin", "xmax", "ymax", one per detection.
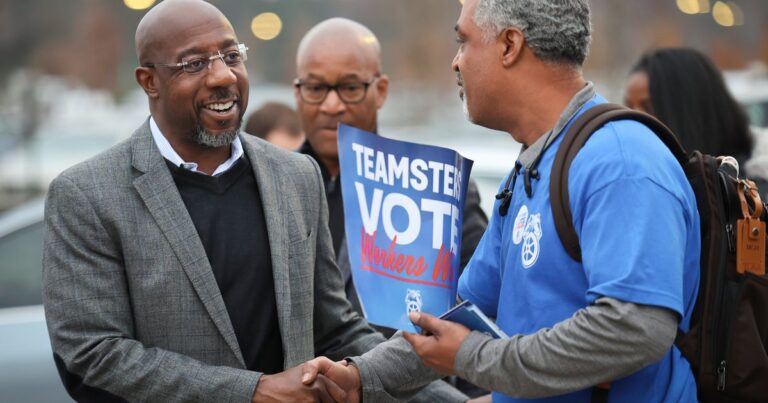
[{"xmin": 458, "ymin": 96, "xmax": 700, "ymax": 403}]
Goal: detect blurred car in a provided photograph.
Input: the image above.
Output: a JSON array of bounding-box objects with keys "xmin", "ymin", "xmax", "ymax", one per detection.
[
  {"xmin": 0, "ymin": 198, "xmax": 73, "ymax": 402},
  {"xmin": 725, "ymin": 63, "xmax": 768, "ymax": 128}
]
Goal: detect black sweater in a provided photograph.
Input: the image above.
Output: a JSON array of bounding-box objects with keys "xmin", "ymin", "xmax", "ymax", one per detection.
[{"xmin": 168, "ymin": 157, "xmax": 284, "ymax": 375}]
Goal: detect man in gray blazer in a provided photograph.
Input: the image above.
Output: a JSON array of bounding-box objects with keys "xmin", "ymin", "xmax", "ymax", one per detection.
[{"xmin": 42, "ymin": 1, "xmax": 467, "ymax": 402}]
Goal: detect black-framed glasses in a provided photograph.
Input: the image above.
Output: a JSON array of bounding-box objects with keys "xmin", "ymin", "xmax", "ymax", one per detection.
[
  {"xmin": 144, "ymin": 43, "xmax": 248, "ymax": 74},
  {"xmin": 294, "ymin": 76, "xmax": 380, "ymax": 104}
]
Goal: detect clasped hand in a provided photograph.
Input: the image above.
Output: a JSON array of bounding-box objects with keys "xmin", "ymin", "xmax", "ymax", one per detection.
[
  {"xmin": 252, "ymin": 362, "xmax": 349, "ymax": 403},
  {"xmin": 301, "ymin": 312, "xmax": 471, "ymax": 402},
  {"xmin": 302, "ymin": 357, "xmax": 361, "ymax": 403}
]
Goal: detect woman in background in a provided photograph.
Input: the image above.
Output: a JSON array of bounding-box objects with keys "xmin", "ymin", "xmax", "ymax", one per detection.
[{"xmin": 625, "ymin": 47, "xmax": 768, "ymax": 194}]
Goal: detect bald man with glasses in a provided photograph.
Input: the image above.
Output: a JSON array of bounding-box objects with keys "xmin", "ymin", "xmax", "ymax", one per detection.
[{"xmin": 294, "ymin": 17, "xmax": 488, "ymax": 329}]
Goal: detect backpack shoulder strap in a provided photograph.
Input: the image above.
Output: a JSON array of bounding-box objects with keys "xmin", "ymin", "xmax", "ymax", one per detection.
[{"xmin": 550, "ymin": 103, "xmax": 686, "ymax": 262}]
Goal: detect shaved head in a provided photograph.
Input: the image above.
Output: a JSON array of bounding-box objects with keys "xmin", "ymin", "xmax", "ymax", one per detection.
[
  {"xmin": 294, "ymin": 18, "xmax": 389, "ymax": 177},
  {"xmin": 296, "ymin": 18, "xmax": 382, "ymax": 74},
  {"xmin": 135, "ymin": 0, "xmax": 232, "ymax": 65},
  {"xmin": 133, "ymin": 0, "xmax": 249, "ymax": 158}
]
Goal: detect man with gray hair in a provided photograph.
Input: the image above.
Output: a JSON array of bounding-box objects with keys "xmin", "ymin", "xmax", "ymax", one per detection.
[{"xmin": 304, "ymin": 0, "xmax": 700, "ymax": 402}]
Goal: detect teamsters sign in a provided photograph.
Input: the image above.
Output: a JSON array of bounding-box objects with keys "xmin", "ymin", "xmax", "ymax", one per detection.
[{"xmin": 338, "ymin": 124, "xmax": 473, "ymax": 331}]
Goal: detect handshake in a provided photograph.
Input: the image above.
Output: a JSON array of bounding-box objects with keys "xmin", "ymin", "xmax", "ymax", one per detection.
[
  {"xmin": 251, "ymin": 312, "xmax": 472, "ymax": 403},
  {"xmin": 250, "ymin": 356, "xmax": 361, "ymax": 403}
]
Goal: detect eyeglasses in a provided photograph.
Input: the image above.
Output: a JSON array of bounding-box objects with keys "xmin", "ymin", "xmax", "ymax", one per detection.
[
  {"xmin": 144, "ymin": 43, "xmax": 248, "ymax": 74},
  {"xmin": 294, "ymin": 76, "xmax": 379, "ymax": 104}
]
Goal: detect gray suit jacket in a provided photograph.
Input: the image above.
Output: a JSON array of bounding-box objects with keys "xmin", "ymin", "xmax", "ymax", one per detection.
[{"xmin": 42, "ymin": 121, "xmax": 385, "ymax": 402}]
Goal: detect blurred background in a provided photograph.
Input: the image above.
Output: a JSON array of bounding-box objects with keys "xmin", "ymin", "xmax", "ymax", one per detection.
[
  {"xmin": 0, "ymin": 1, "xmax": 767, "ymax": 401},
  {"xmin": 0, "ymin": 0, "xmax": 767, "ymax": 211}
]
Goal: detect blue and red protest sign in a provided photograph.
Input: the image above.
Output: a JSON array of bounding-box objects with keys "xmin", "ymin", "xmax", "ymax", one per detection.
[{"xmin": 338, "ymin": 124, "xmax": 473, "ymax": 332}]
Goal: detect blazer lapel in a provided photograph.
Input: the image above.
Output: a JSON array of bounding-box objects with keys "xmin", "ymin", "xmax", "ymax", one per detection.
[
  {"xmin": 129, "ymin": 121, "xmax": 245, "ymax": 367},
  {"xmin": 241, "ymin": 137, "xmax": 296, "ymax": 366}
]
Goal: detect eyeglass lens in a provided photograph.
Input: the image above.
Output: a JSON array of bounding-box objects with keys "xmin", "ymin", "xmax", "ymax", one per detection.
[
  {"xmin": 299, "ymin": 81, "xmax": 370, "ymax": 103},
  {"xmin": 182, "ymin": 46, "xmax": 247, "ymax": 74}
]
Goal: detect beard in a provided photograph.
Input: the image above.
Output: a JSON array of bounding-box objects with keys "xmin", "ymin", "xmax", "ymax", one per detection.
[
  {"xmin": 192, "ymin": 123, "xmax": 240, "ymax": 148},
  {"xmin": 191, "ymin": 88, "xmax": 243, "ymax": 148}
]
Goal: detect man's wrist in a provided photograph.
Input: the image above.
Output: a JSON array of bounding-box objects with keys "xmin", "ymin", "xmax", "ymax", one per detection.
[
  {"xmin": 251, "ymin": 373, "xmax": 269, "ymax": 403},
  {"xmin": 348, "ymin": 360, "xmax": 363, "ymax": 394},
  {"xmin": 344, "ymin": 357, "xmax": 364, "ymax": 398},
  {"xmin": 455, "ymin": 331, "xmax": 493, "ymax": 380}
]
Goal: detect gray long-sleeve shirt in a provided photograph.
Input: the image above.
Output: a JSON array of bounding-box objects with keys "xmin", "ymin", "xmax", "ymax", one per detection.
[{"xmin": 351, "ymin": 297, "xmax": 677, "ymax": 402}]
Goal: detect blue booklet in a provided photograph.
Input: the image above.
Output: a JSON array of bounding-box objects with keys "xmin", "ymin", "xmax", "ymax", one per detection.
[{"xmin": 438, "ymin": 300, "xmax": 509, "ymax": 339}]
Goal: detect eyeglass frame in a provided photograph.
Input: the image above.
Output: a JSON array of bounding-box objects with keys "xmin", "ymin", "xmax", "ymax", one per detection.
[
  {"xmin": 293, "ymin": 75, "xmax": 381, "ymax": 104},
  {"xmin": 143, "ymin": 43, "xmax": 249, "ymax": 74}
]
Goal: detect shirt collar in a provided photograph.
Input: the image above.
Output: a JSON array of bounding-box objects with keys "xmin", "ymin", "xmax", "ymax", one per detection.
[
  {"xmin": 299, "ymin": 140, "xmax": 333, "ymax": 183},
  {"xmin": 517, "ymin": 82, "xmax": 596, "ymax": 168},
  {"xmin": 149, "ymin": 116, "xmax": 244, "ymax": 176}
]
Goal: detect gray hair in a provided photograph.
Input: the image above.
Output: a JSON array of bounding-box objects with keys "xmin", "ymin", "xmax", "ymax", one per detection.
[
  {"xmin": 474, "ymin": 0, "xmax": 592, "ymax": 67},
  {"xmin": 192, "ymin": 125, "xmax": 240, "ymax": 148}
]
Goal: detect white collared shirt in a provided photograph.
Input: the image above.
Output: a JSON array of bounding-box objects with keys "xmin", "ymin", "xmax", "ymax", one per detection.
[{"xmin": 149, "ymin": 117, "xmax": 244, "ymax": 176}]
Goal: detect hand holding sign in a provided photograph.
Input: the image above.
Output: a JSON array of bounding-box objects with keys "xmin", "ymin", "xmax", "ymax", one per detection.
[{"xmin": 402, "ymin": 311, "xmax": 471, "ymax": 376}]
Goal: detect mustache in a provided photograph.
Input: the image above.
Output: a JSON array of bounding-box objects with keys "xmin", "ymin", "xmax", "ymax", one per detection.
[
  {"xmin": 206, "ymin": 89, "xmax": 238, "ymax": 102},
  {"xmin": 456, "ymin": 73, "xmax": 464, "ymax": 87},
  {"xmin": 318, "ymin": 119, "xmax": 343, "ymax": 129}
]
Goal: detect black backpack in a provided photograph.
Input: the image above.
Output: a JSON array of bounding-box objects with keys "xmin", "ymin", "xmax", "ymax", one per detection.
[{"xmin": 548, "ymin": 103, "xmax": 768, "ymax": 402}]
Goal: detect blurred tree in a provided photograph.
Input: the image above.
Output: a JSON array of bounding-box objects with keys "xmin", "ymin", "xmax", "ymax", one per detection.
[
  {"xmin": 0, "ymin": 0, "xmax": 765, "ymax": 95},
  {"xmin": 33, "ymin": 4, "xmax": 121, "ymax": 91}
]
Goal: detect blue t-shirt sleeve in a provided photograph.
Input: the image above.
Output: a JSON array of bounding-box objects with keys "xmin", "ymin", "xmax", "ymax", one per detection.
[
  {"xmin": 579, "ymin": 176, "xmax": 689, "ymax": 317},
  {"xmin": 458, "ymin": 205, "xmax": 502, "ymax": 317}
]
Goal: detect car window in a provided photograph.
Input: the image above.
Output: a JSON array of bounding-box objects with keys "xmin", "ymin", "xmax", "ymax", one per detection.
[
  {"xmin": 0, "ymin": 221, "xmax": 43, "ymax": 308},
  {"xmin": 745, "ymin": 101, "xmax": 767, "ymax": 128}
]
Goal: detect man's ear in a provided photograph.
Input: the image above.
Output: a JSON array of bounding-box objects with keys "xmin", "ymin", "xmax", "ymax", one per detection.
[
  {"xmin": 293, "ymin": 84, "xmax": 303, "ymax": 108},
  {"xmin": 374, "ymin": 74, "xmax": 389, "ymax": 109},
  {"xmin": 135, "ymin": 67, "xmax": 159, "ymax": 99},
  {"xmin": 501, "ymin": 27, "xmax": 525, "ymax": 68}
]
